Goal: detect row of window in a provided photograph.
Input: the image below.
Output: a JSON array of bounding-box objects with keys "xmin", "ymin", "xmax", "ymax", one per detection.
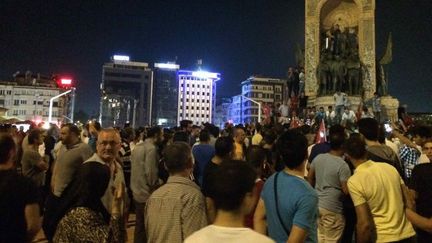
[
  {"xmin": 183, "ymin": 99, "xmax": 211, "ymax": 103},
  {"xmin": 179, "ymin": 113, "xmax": 210, "ymax": 118},
  {"xmin": 181, "ymin": 106, "xmax": 210, "ymax": 111},
  {"xmin": 0, "ymin": 99, "xmax": 58, "ymax": 107},
  {"xmin": 182, "ymin": 91, "xmax": 210, "ymax": 96},
  {"xmin": 179, "ymin": 77, "xmax": 208, "ymax": 82},
  {"xmin": 243, "ymin": 85, "xmax": 282, "ymax": 92},
  {"xmin": 180, "ymin": 83, "xmax": 211, "ymax": 89},
  {"xmin": 0, "ymin": 89, "xmax": 59, "ymax": 97}
]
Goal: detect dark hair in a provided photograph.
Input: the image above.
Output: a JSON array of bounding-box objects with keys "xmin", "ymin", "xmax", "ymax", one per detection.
[
  {"xmin": 74, "ymin": 163, "xmax": 111, "ymax": 222},
  {"xmin": 208, "ymin": 160, "xmax": 256, "ymax": 211},
  {"xmin": 262, "ymin": 128, "xmax": 277, "ymax": 145},
  {"xmin": 215, "ymin": 136, "xmax": 234, "ymax": 158},
  {"xmin": 0, "ymin": 133, "xmax": 16, "ymax": 165},
  {"xmin": 180, "ymin": 120, "xmax": 192, "ymax": 129},
  {"xmin": 173, "ymin": 131, "xmax": 189, "ymax": 143},
  {"xmin": 411, "ymin": 126, "xmax": 432, "ymax": 139},
  {"xmin": 28, "ymin": 128, "xmax": 42, "ymax": 145},
  {"xmin": 344, "ymin": 134, "xmax": 367, "ymax": 160},
  {"xmin": 92, "ymin": 121, "xmax": 101, "ymax": 131},
  {"xmin": 199, "ymin": 130, "xmax": 210, "ymax": 143},
  {"xmin": 329, "ymin": 125, "xmax": 346, "ymax": 150},
  {"xmin": 357, "ymin": 118, "xmax": 379, "ymax": 141},
  {"xmin": 246, "ymin": 145, "xmax": 266, "ymax": 169},
  {"xmin": 147, "ymin": 126, "xmax": 162, "ymax": 138},
  {"xmin": 276, "ymin": 130, "xmax": 308, "ymax": 169},
  {"xmin": 162, "ymin": 142, "xmax": 191, "ymax": 173},
  {"xmin": 61, "ymin": 123, "xmax": 81, "ymax": 137}
]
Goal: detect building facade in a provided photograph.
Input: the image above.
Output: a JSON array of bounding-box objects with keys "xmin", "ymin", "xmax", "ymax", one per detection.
[
  {"xmin": 151, "ymin": 63, "xmax": 180, "ymax": 127},
  {"xmin": 100, "ymin": 56, "xmax": 153, "ymax": 128},
  {"xmin": 177, "ymin": 70, "xmax": 220, "ymax": 125},
  {"xmin": 0, "ymin": 72, "xmax": 69, "ymax": 124},
  {"xmin": 227, "ymin": 76, "xmax": 285, "ymax": 124}
]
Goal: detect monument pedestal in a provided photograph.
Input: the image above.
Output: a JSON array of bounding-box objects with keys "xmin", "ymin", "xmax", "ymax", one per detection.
[
  {"xmin": 381, "ymin": 96, "xmax": 399, "ymax": 122},
  {"xmin": 313, "ymin": 95, "xmax": 362, "ymax": 110}
]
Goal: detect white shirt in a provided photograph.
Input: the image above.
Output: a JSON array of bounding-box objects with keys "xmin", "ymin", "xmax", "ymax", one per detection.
[
  {"xmin": 278, "ymin": 104, "xmax": 289, "ymax": 117},
  {"xmin": 185, "ymin": 225, "xmax": 274, "ymax": 243},
  {"xmin": 342, "ymin": 110, "xmax": 356, "ymax": 122}
]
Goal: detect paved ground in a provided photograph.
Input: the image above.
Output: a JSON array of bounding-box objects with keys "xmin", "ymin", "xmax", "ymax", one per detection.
[{"xmin": 33, "ymin": 214, "xmax": 136, "ymax": 242}]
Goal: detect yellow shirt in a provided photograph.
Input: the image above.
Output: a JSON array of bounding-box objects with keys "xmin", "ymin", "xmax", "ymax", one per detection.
[
  {"xmin": 348, "ymin": 160, "xmax": 415, "ymax": 242},
  {"xmin": 233, "ymin": 142, "xmax": 244, "ymax": 160}
]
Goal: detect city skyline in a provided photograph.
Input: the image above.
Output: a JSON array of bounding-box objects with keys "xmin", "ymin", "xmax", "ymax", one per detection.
[{"xmin": 1, "ymin": 0, "xmax": 432, "ymax": 113}]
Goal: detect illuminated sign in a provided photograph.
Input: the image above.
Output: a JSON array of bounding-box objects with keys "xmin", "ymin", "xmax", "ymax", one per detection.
[
  {"xmin": 113, "ymin": 55, "xmax": 130, "ymax": 61},
  {"xmin": 155, "ymin": 63, "xmax": 180, "ymax": 70},
  {"xmin": 191, "ymin": 71, "xmax": 220, "ymax": 80},
  {"xmin": 60, "ymin": 79, "xmax": 72, "ymax": 85}
]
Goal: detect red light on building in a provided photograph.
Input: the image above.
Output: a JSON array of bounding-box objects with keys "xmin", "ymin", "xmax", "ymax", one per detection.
[
  {"xmin": 61, "ymin": 79, "xmax": 72, "ymax": 85},
  {"xmin": 55, "ymin": 77, "xmax": 73, "ymax": 89}
]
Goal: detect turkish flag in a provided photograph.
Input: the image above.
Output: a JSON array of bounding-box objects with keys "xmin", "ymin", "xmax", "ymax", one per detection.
[{"xmin": 315, "ymin": 119, "xmax": 327, "ymax": 144}]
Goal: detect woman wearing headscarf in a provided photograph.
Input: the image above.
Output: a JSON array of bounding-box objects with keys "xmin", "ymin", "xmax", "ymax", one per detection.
[{"xmin": 53, "ymin": 162, "xmax": 125, "ymax": 243}]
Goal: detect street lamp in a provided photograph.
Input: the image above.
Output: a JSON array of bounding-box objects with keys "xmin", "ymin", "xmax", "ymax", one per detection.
[
  {"xmin": 241, "ymin": 95, "xmax": 261, "ymax": 123},
  {"xmin": 48, "ymin": 88, "xmax": 75, "ymax": 124}
]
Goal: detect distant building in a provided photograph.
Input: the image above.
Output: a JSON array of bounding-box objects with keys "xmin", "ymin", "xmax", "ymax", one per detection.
[
  {"xmin": 227, "ymin": 76, "xmax": 285, "ymax": 124},
  {"xmin": 0, "ymin": 72, "xmax": 70, "ymax": 124},
  {"xmin": 213, "ymin": 98, "xmax": 232, "ymax": 128},
  {"xmin": 100, "ymin": 56, "xmax": 153, "ymax": 127},
  {"xmin": 177, "ymin": 70, "xmax": 220, "ymax": 125},
  {"xmin": 151, "ymin": 63, "xmax": 180, "ymax": 127}
]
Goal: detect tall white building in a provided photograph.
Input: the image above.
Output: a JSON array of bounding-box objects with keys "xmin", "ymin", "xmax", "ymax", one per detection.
[
  {"xmin": 177, "ymin": 70, "xmax": 220, "ymax": 125},
  {"xmin": 0, "ymin": 73, "xmax": 70, "ymax": 125},
  {"xmin": 227, "ymin": 76, "xmax": 285, "ymax": 124}
]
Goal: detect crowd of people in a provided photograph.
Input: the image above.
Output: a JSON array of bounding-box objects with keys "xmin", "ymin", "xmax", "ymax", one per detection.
[{"xmin": 1, "ymin": 111, "xmax": 432, "ymax": 243}]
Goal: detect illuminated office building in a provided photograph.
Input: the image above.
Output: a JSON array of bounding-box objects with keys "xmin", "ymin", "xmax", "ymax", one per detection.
[
  {"xmin": 177, "ymin": 70, "xmax": 220, "ymax": 125},
  {"xmin": 100, "ymin": 55, "xmax": 153, "ymax": 127},
  {"xmin": 151, "ymin": 63, "xmax": 180, "ymax": 127}
]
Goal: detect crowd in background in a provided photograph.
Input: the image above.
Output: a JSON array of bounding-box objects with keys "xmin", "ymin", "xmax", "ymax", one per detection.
[{"xmin": 1, "ymin": 103, "xmax": 432, "ymax": 242}]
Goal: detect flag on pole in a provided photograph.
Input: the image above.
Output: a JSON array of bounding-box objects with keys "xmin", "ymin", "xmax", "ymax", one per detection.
[{"xmin": 315, "ymin": 119, "xmax": 327, "ymax": 144}]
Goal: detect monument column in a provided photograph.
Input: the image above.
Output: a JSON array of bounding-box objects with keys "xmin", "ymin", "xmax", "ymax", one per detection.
[{"xmin": 358, "ymin": 0, "xmax": 376, "ymax": 99}]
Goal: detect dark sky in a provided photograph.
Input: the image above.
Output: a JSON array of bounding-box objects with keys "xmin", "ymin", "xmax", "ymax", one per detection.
[{"xmin": 1, "ymin": 0, "xmax": 432, "ymax": 114}]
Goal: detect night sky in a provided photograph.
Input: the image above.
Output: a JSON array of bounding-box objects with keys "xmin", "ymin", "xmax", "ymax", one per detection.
[{"xmin": 1, "ymin": 0, "xmax": 432, "ymax": 114}]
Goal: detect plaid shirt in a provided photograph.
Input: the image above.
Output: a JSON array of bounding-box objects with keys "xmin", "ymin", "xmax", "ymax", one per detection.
[
  {"xmin": 145, "ymin": 176, "xmax": 208, "ymax": 243},
  {"xmin": 399, "ymin": 145, "xmax": 420, "ymax": 178}
]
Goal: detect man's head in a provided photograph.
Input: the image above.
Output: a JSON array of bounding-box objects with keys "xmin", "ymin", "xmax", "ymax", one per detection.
[
  {"xmin": 344, "ymin": 134, "xmax": 368, "ymax": 164},
  {"xmin": 329, "ymin": 125, "xmax": 346, "ymax": 150},
  {"xmin": 422, "ymin": 140, "xmax": 432, "ymax": 161},
  {"xmin": 207, "ymin": 161, "xmax": 257, "ymax": 214},
  {"xmin": 0, "ymin": 133, "xmax": 16, "ymax": 167},
  {"xmin": 246, "ymin": 145, "xmax": 266, "ymax": 171},
  {"xmin": 28, "ymin": 128, "xmax": 44, "ymax": 146},
  {"xmin": 276, "ymin": 130, "xmax": 308, "ymax": 169},
  {"xmin": 233, "ymin": 127, "xmax": 246, "ymax": 144},
  {"xmin": 96, "ymin": 128, "xmax": 121, "ymax": 163},
  {"xmin": 328, "ymin": 106, "xmax": 333, "ymax": 111},
  {"xmin": 180, "ymin": 120, "xmax": 193, "ymax": 133},
  {"xmin": 411, "ymin": 126, "xmax": 432, "ymax": 146},
  {"xmin": 60, "ymin": 123, "xmax": 81, "ymax": 146},
  {"xmin": 191, "ymin": 125, "xmax": 200, "ymax": 137},
  {"xmin": 199, "ymin": 130, "xmax": 211, "ymax": 144},
  {"xmin": 357, "ymin": 118, "xmax": 379, "ymax": 141},
  {"xmin": 215, "ymin": 136, "xmax": 234, "ymax": 159},
  {"xmin": 147, "ymin": 126, "xmax": 163, "ymax": 144},
  {"xmin": 162, "ymin": 142, "xmax": 193, "ymax": 175}
]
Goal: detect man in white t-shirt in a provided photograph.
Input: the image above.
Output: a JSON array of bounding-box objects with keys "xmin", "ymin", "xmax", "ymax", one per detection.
[{"xmin": 185, "ymin": 161, "xmax": 274, "ymax": 243}]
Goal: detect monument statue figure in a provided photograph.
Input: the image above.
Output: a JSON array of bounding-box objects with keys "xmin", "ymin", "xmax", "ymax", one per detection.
[
  {"xmin": 346, "ymin": 53, "xmax": 362, "ymax": 95},
  {"xmin": 329, "ymin": 55, "xmax": 347, "ymax": 93},
  {"xmin": 316, "ymin": 52, "xmax": 331, "ymax": 95}
]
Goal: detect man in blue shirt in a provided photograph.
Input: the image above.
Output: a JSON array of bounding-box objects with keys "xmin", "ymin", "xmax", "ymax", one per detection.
[{"xmin": 254, "ymin": 130, "xmax": 318, "ymax": 243}]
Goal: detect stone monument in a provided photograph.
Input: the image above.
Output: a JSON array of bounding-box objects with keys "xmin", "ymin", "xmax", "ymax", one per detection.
[{"xmin": 304, "ymin": 0, "xmax": 399, "ymax": 121}]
